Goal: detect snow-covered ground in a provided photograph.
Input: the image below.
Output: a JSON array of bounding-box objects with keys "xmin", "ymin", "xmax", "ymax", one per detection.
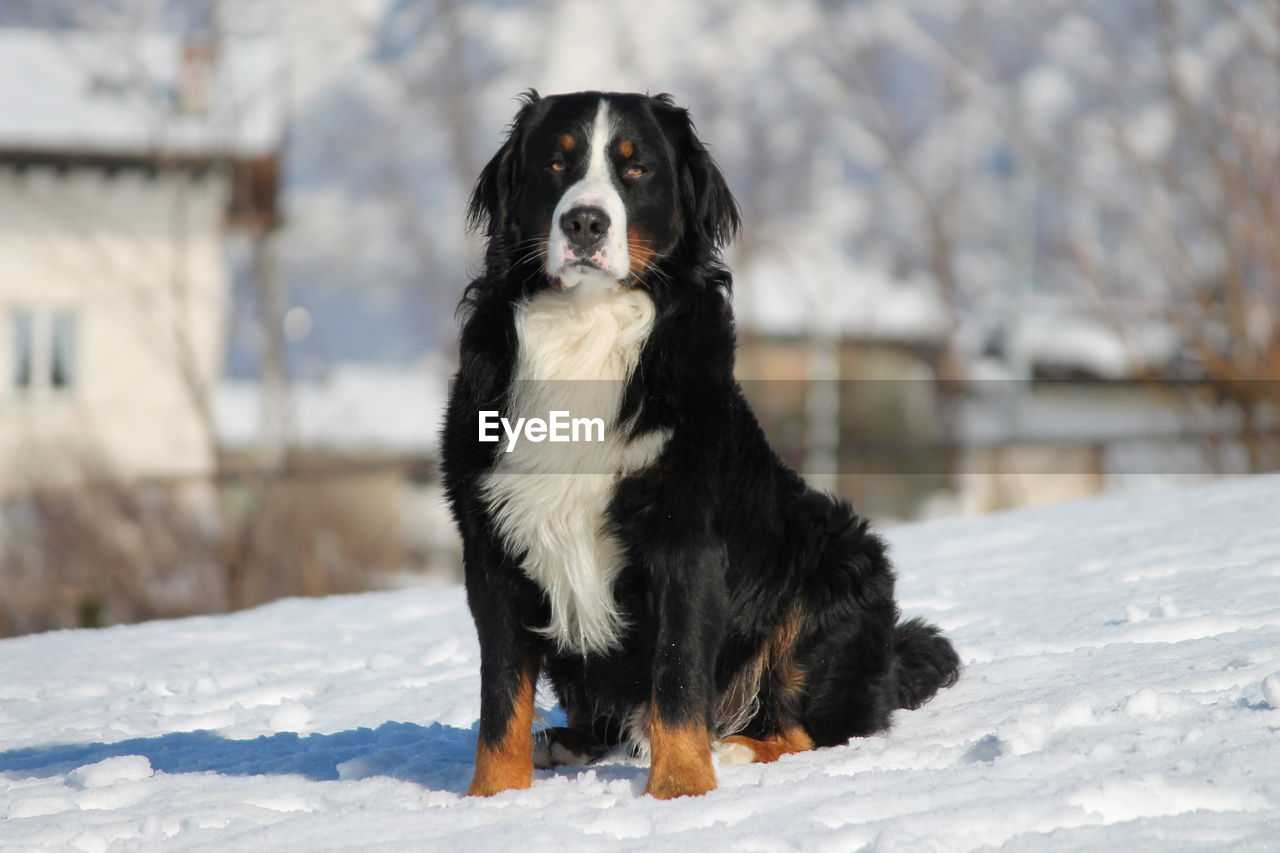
[{"xmin": 2, "ymin": 476, "xmax": 1278, "ymax": 851}]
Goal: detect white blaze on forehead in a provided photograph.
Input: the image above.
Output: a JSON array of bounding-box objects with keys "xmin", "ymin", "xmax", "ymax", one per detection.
[
  {"xmin": 546, "ymin": 98, "xmax": 630, "ymax": 287},
  {"xmin": 583, "ymin": 98, "xmax": 613, "ymax": 189}
]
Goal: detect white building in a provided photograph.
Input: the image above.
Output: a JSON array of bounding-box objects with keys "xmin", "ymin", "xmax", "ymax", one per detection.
[{"xmin": 0, "ymin": 28, "xmax": 281, "ymax": 494}]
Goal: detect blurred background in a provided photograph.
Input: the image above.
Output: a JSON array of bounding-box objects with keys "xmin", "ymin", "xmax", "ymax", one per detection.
[{"xmin": 1, "ymin": 0, "xmax": 1277, "ymax": 636}]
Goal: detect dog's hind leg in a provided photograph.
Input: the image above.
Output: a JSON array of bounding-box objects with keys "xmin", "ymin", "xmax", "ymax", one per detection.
[
  {"xmin": 532, "ymin": 727, "xmax": 610, "ymax": 768},
  {"xmin": 532, "ymin": 709, "xmax": 614, "ymax": 768},
  {"xmin": 717, "ymin": 727, "xmax": 815, "ymax": 765},
  {"xmin": 715, "ymin": 605, "xmax": 815, "ymax": 765}
]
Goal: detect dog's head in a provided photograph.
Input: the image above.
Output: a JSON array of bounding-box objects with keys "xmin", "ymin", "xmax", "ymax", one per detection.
[{"xmin": 468, "ymin": 91, "xmax": 739, "ymax": 290}]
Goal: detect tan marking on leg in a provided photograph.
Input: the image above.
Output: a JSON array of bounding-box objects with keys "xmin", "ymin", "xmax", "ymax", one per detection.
[
  {"xmin": 714, "ymin": 606, "xmax": 813, "ymax": 765},
  {"xmin": 715, "ymin": 604, "xmax": 807, "ymax": 737},
  {"xmin": 645, "ymin": 715, "xmax": 716, "ymax": 799},
  {"xmin": 770, "ymin": 605, "xmax": 807, "ymax": 705},
  {"xmin": 715, "ymin": 652, "xmax": 765, "ymax": 736},
  {"xmin": 720, "ymin": 726, "xmax": 815, "ymax": 763},
  {"xmin": 467, "ymin": 670, "xmax": 535, "ymax": 796}
]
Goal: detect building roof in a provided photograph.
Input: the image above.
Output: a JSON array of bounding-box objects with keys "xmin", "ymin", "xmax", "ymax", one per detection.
[
  {"xmin": 732, "ymin": 246, "xmax": 949, "ymax": 345},
  {"xmin": 0, "ymin": 28, "xmax": 282, "ymax": 161},
  {"xmin": 215, "ymin": 361, "xmax": 448, "ymax": 456}
]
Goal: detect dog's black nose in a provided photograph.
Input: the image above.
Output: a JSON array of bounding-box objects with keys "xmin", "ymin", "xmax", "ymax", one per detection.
[{"xmin": 560, "ymin": 206, "xmax": 611, "ymax": 248}]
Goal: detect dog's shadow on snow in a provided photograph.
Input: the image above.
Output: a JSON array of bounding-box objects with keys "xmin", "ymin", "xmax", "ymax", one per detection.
[{"xmin": 0, "ymin": 719, "xmax": 648, "ymax": 795}]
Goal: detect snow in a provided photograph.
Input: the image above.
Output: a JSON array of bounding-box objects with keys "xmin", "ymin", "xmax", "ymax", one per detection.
[
  {"xmin": 215, "ymin": 361, "xmax": 447, "ymax": 453},
  {"xmin": 0, "ymin": 29, "xmax": 281, "ymax": 158},
  {"xmin": 3, "ymin": 475, "xmax": 1279, "ymax": 850},
  {"xmin": 734, "ymin": 249, "xmax": 948, "ymax": 343},
  {"xmin": 1008, "ymin": 307, "xmax": 1180, "ymax": 381}
]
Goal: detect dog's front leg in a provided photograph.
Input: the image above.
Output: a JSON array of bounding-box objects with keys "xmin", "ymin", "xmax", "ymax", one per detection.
[
  {"xmin": 644, "ymin": 543, "xmax": 725, "ymax": 799},
  {"xmin": 469, "ymin": 645, "xmax": 539, "ymax": 796},
  {"xmin": 464, "ymin": 538, "xmax": 542, "ymax": 797}
]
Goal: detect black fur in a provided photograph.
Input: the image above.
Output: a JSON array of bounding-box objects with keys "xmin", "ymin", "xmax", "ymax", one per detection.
[{"xmin": 442, "ymin": 91, "xmax": 959, "ymax": 795}]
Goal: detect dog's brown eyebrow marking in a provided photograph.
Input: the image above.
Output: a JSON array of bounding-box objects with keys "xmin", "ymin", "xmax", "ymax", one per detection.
[
  {"xmin": 618, "ymin": 139, "xmax": 634, "ymax": 158},
  {"xmin": 560, "ymin": 134, "xmax": 575, "ymax": 152}
]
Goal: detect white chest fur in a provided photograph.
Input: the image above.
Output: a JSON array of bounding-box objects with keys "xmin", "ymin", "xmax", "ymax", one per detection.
[{"xmin": 480, "ymin": 285, "xmax": 668, "ymax": 654}]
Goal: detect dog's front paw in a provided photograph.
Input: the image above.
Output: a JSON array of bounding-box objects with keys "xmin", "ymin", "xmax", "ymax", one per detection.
[
  {"xmin": 643, "ymin": 766, "xmax": 717, "ymax": 799},
  {"xmin": 646, "ymin": 718, "xmax": 717, "ymax": 798},
  {"xmin": 468, "ymin": 740, "xmax": 534, "ymax": 796},
  {"xmin": 466, "ymin": 777, "xmax": 530, "ymax": 797}
]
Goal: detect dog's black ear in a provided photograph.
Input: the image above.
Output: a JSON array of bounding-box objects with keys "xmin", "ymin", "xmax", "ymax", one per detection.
[
  {"xmin": 467, "ymin": 90, "xmax": 541, "ymax": 238},
  {"xmin": 656, "ymin": 96, "xmax": 740, "ymax": 250}
]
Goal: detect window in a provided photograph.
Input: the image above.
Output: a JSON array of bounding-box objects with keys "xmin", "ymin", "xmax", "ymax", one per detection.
[
  {"xmin": 7, "ymin": 308, "xmax": 79, "ymax": 395},
  {"xmin": 9, "ymin": 309, "xmax": 33, "ymax": 391},
  {"xmin": 50, "ymin": 311, "xmax": 78, "ymax": 390}
]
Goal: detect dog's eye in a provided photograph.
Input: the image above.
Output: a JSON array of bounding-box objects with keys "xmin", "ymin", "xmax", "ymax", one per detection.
[
  {"xmin": 548, "ymin": 161, "xmax": 565, "ymax": 173},
  {"xmin": 624, "ymin": 165, "xmax": 647, "ymax": 178}
]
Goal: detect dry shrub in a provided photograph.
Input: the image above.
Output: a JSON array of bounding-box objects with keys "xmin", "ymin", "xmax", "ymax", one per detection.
[
  {"xmin": 218, "ymin": 460, "xmax": 403, "ymax": 609},
  {"xmin": 1, "ymin": 450, "xmax": 409, "ymax": 638},
  {"xmin": 0, "ymin": 456, "xmax": 224, "ymax": 636}
]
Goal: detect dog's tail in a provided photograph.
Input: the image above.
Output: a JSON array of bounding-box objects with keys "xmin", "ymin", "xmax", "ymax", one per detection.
[{"xmin": 890, "ymin": 617, "xmax": 961, "ymax": 710}]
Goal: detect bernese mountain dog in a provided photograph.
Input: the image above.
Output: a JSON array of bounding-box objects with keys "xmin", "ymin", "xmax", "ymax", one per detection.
[{"xmin": 441, "ymin": 90, "xmax": 960, "ymax": 799}]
